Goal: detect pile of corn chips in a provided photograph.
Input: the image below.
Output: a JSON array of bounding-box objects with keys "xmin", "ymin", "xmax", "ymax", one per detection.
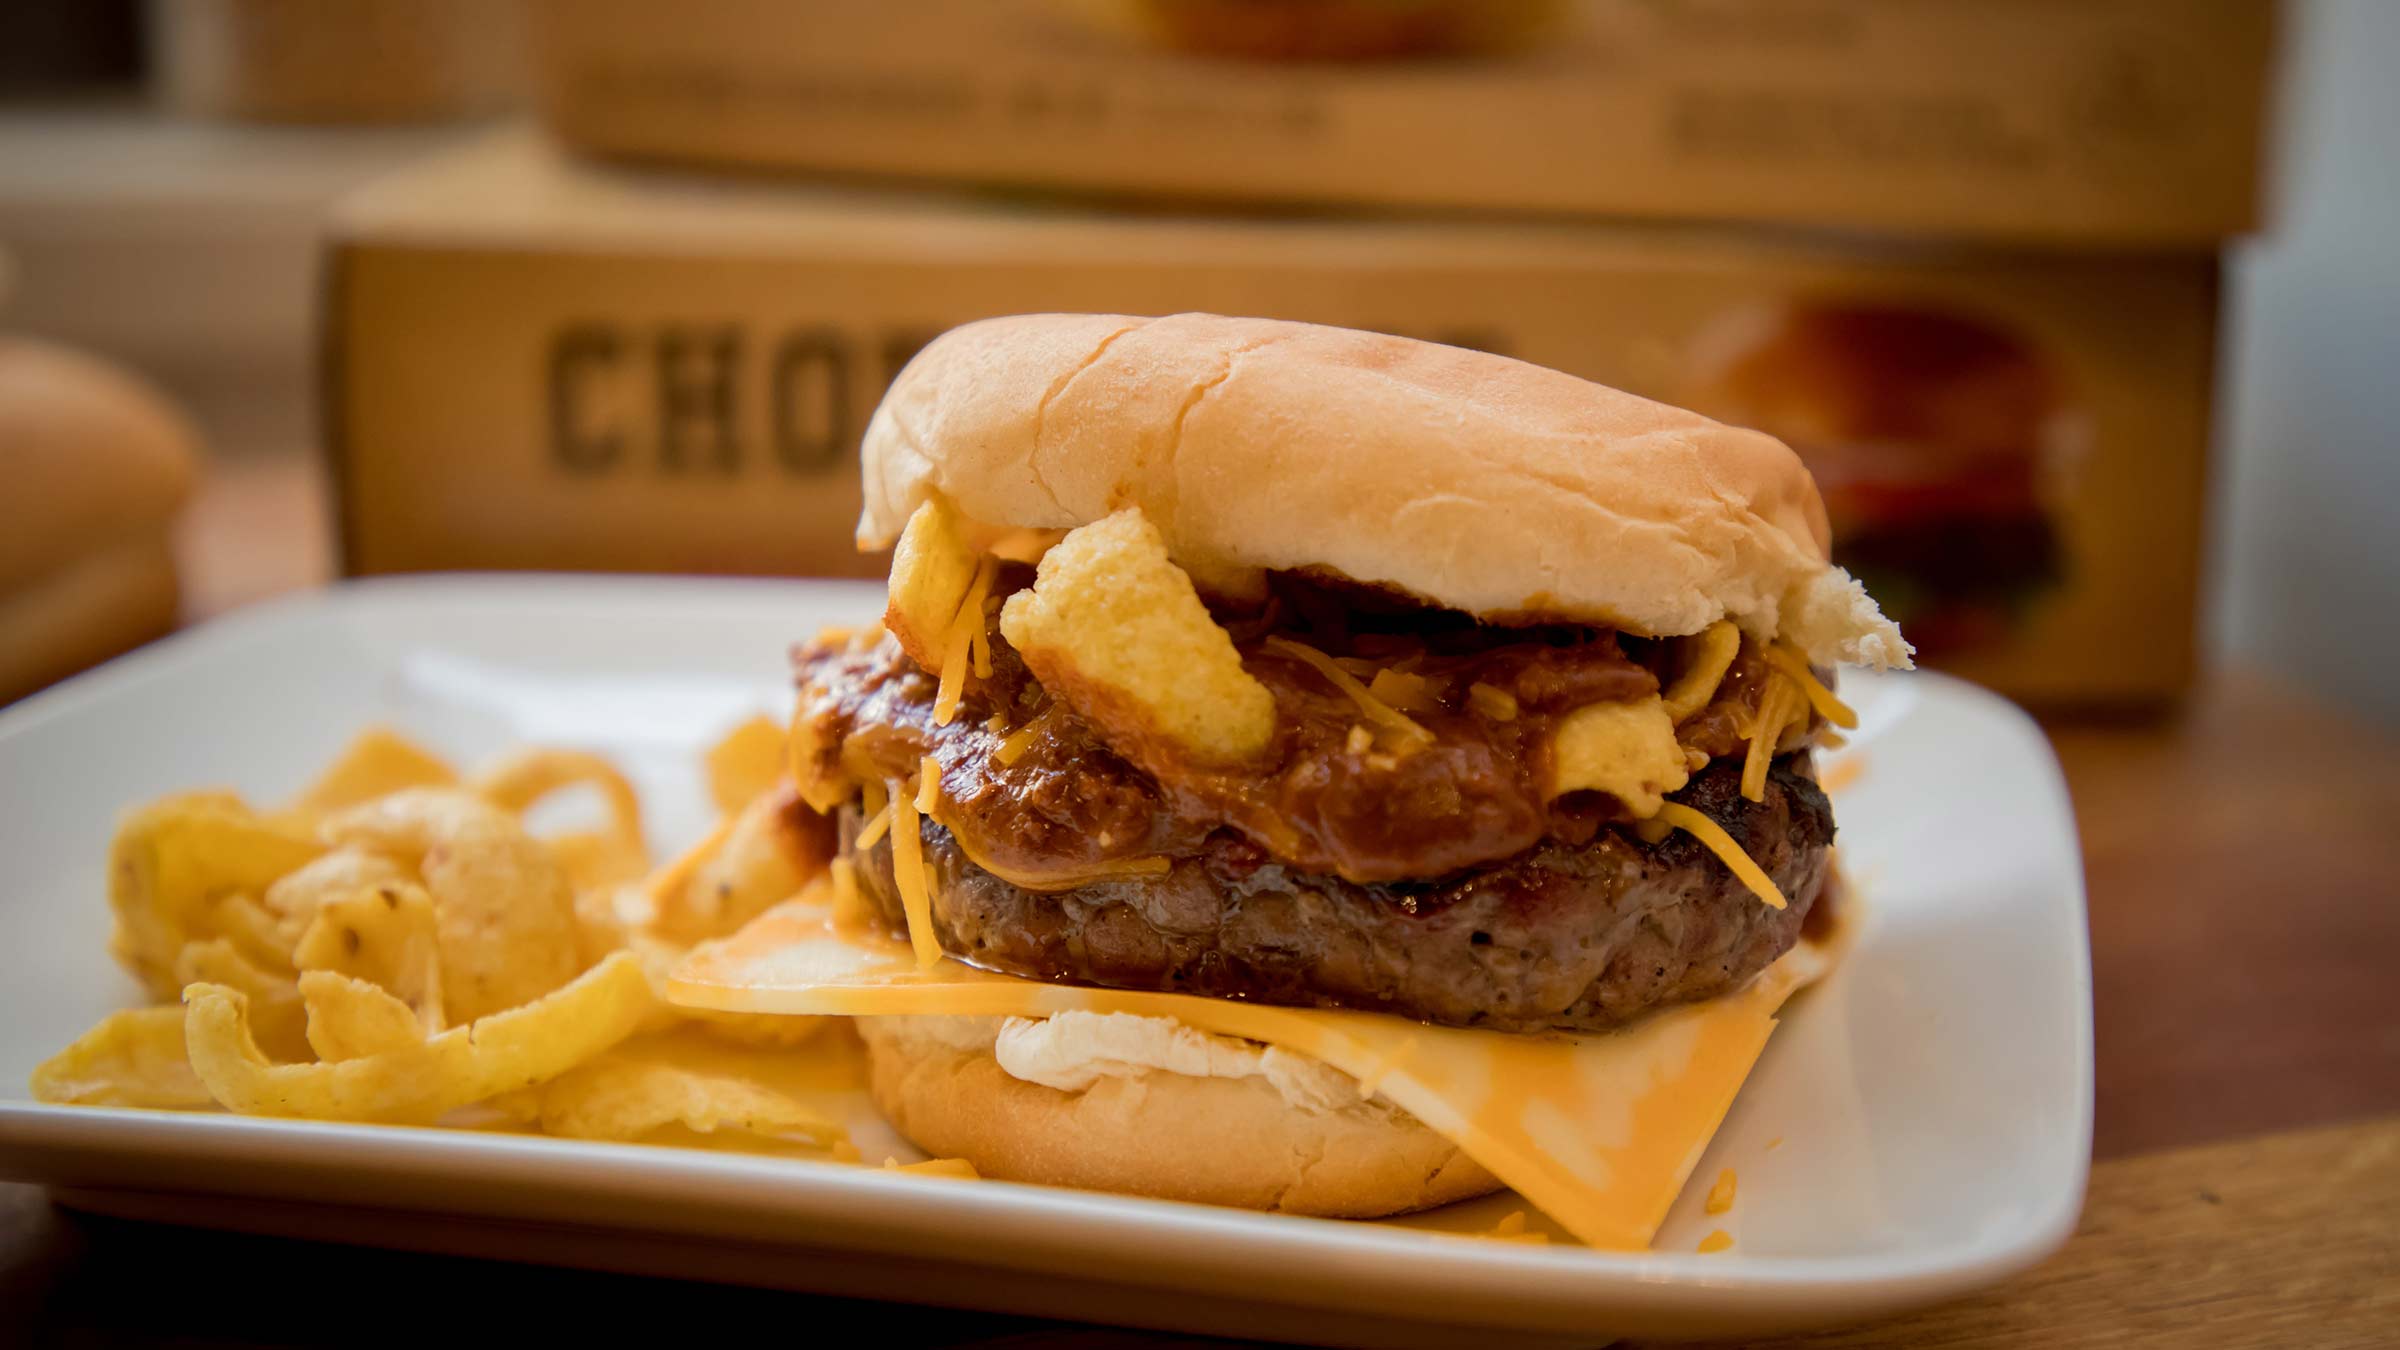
[{"xmin": 29, "ymin": 718, "xmax": 923, "ymax": 1164}]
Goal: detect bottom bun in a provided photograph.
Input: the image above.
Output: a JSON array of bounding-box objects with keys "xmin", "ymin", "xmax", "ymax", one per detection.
[{"xmin": 860, "ymin": 1016, "xmax": 1500, "ymax": 1218}]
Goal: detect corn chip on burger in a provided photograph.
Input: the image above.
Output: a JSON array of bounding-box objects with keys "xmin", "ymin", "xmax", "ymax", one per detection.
[{"xmin": 694, "ymin": 314, "xmax": 1911, "ymax": 1239}]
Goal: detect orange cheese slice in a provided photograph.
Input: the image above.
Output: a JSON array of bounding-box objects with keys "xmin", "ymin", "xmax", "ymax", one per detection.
[{"xmin": 669, "ymin": 902, "xmax": 1834, "ymax": 1250}]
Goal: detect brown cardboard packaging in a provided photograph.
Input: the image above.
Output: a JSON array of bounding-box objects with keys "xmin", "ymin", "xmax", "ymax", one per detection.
[
  {"xmin": 327, "ymin": 132, "xmax": 2214, "ymax": 703},
  {"xmin": 529, "ymin": 0, "xmax": 2276, "ymax": 248}
]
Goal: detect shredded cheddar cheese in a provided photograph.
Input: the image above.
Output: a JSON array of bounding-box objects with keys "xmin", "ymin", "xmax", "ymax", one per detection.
[
  {"xmin": 1762, "ymin": 642, "xmax": 1859, "ymax": 729},
  {"xmin": 1741, "ymin": 672, "xmax": 1806, "ymax": 803},
  {"xmin": 1366, "ymin": 667, "xmax": 1439, "ymax": 716},
  {"xmin": 1705, "ymin": 1168, "xmax": 1737, "ymax": 1215},
  {"xmin": 1653, "ymin": 802, "xmax": 1788, "ymax": 910},
  {"xmin": 992, "ymin": 707, "xmax": 1053, "ymax": 767},
  {"xmin": 932, "ymin": 557, "xmax": 997, "ymax": 725},
  {"xmin": 916, "ymin": 755, "xmax": 942, "ymax": 815},
  {"xmin": 933, "ymin": 636, "xmax": 971, "ymax": 725},
  {"xmin": 1264, "ymin": 637, "xmax": 1432, "ymax": 745},
  {"xmin": 1466, "ymin": 681, "xmax": 1519, "ymax": 721},
  {"xmin": 852, "ymin": 804, "xmax": 894, "ymax": 851},
  {"xmin": 1697, "ymin": 1230, "xmax": 1735, "ymax": 1254},
  {"xmin": 888, "ymin": 776, "xmax": 941, "ymax": 971},
  {"xmin": 969, "ymin": 602, "xmax": 994, "ymax": 681}
]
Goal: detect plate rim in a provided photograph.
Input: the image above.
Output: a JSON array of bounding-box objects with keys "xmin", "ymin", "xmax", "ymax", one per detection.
[{"xmin": 0, "ymin": 572, "xmax": 2096, "ymax": 1331}]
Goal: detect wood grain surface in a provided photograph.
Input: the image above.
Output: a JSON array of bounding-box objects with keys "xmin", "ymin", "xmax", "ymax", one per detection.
[
  {"xmin": 2055, "ymin": 675, "xmax": 2400, "ymax": 1160},
  {"xmin": 1642, "ymin": 1115, "xmax": 2400, "ymax": 1350},
  {"xmin": 6, "ymin": 454, "xmax": 2399, "ymax": 1346}
]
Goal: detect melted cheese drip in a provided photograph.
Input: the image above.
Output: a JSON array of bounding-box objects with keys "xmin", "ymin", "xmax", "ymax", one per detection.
[
  {"xmin": 670, "ymin": 900, "xmax": 1836, "ymax": 1250},
  {"xmin": 939, "ymin": 820, "xmax": 1171, "ymax": 892}
]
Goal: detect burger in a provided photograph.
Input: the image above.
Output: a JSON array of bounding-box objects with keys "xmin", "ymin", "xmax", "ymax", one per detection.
[
  {"xmin": 1686, "ymin": 302, "xmax": 2079, "ymax": 660},
  {"xmin": 673, "ymin": 314, "xmax": 1909, "ymax": 1246}
]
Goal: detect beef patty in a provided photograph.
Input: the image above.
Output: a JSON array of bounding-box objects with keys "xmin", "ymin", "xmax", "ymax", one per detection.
[{"xmin": 844, "ymin": 757, "xmax": 1831, "ymax": 1034}]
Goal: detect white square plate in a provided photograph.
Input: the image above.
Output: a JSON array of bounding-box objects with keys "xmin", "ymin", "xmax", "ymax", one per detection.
[{"xmin": 0, "ymin": 576, "xmax": 2091, "ymax": 1346}]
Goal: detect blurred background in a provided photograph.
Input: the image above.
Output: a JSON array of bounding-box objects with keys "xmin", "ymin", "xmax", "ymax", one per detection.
[
  {"xmin": 8, "ymin": 5, "xmax": 2400, "ymax": 1341},
  {"xmin": 0, "ymin": 0, "xmax": 2388, "ymax": 724}
]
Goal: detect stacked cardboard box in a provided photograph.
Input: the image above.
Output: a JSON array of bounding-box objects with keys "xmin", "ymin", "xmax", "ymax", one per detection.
[
  {"xmin": 530, "ymin": 0, "xmax": 2273, "ymax": 246},
  {"xmin": 324, "ymin": 1, "xmax": 2278, "ymax": 704}
]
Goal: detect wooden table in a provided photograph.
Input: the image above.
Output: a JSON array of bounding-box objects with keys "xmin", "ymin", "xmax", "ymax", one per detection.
[{"xmin": 7, "ymin": 453, "xmax": 2400, "ymax": 1346}]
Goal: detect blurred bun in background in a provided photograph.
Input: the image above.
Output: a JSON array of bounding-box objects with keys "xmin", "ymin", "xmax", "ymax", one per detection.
[{"xmin": 0, "ymin": 336, "xmax": 200, "ymax": 703}]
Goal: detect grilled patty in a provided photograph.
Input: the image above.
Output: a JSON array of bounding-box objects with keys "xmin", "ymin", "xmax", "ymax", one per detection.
[{"xmin": 844, "ymin": 755, "xmax": 1829, "ymax": 1033}]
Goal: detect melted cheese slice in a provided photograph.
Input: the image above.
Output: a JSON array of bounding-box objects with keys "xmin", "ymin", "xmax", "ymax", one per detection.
[{"xmin": 672, "ymin": 904, "xmax": 1836, "ymax": 1249}]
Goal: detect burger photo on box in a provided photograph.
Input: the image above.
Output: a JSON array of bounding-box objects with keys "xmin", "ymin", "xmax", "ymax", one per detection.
[
  {"xmin": 1688, "ymin": 302, "xmax": 2082, "ymax": 662},
  {"xmin": 671, "ymin": 312, "xmax": 1913, "ymax": 1247}
]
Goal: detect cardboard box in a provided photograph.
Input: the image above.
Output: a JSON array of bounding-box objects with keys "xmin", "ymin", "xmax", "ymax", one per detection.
[
  {"xmin": 529, "ymin": 0, "xmax": 2276, "ymax": 248},
  {"xmin": 327, "ymin": 132, "xmax": 2215, "ymax": 703}
]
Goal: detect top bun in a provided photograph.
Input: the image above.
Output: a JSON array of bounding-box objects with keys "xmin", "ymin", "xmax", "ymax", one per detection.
[{"xmin": 860, "ymin": 313, "xmax": 1908, "ymax": 668}]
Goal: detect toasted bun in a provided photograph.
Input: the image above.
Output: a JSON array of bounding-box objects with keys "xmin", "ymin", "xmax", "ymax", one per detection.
[
  {"xmin": 861, "ymin": 313, "xmax": 1907, "ymax": 668},
  {"xmin": 859, "ymin": 1017, "xmax": 1501, "ymax": 1218}
]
